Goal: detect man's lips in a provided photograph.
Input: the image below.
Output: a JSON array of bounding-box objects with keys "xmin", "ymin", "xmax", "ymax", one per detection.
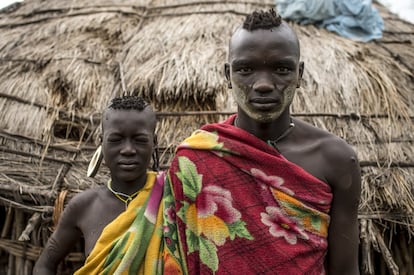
[
  {"xmin": 118, "ymin": 161, "xmax": 139, "ymax": 170},
  {"xmin": 250, "ymin": 97, "xmax": 278, "ymax": 104},
  {"xmin": 250, "ymin": 98, "xmax": 279, "ymax": 109}
]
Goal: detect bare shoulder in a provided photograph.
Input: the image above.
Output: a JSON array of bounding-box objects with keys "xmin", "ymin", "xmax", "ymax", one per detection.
[
  {"xmin": 294, "ymin": 118, "xmax": 360, "ymax": 190},
  {"xmin": 294, "ymin": 118, "xmax": 357, "ymax": 156},
  {"xmin": 64, "ymin": 186, "xmax": 106, "ymax": 215}
]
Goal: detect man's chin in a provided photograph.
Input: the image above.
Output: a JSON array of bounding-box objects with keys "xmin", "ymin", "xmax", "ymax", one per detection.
[
  {"xmin": 113, "ymin": 172, "xmax": 145, "ymax": 184},
  {"xmin": 245, "ymin": 110, "xmax": 283, "ymax": 123}
]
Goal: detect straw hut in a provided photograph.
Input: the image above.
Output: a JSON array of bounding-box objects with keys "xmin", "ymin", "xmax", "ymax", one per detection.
[{"xmin": 0, "ymin": 0, "xmax": 412, "ymax": 274}]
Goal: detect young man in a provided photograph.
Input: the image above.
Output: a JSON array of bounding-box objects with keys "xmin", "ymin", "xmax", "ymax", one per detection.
[
  {"xmin": 163, "ymin": 9, "xmax": 361, "ymax": 274},
  {"xmin": 34, "ymin": 96, "xmax": 164, "ymax": 274}
]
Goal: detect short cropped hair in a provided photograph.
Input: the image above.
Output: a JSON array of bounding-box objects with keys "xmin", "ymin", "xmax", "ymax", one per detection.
[
  {"xmin": 107, "ymin": 95, "xmax": 149, "ymax": 111},
  {"xmin": 243, "ymin": 8, "xmax": 282, "ymax": 31}
]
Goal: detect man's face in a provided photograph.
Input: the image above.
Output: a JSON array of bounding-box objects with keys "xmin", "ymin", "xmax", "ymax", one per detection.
[
  {"xmin": 226, "ymin": 25, "xmax": 303, "ymax": 123},
  {"xmin": 102, "ymin": 108, "xmax": 155, "ymax": 184}
]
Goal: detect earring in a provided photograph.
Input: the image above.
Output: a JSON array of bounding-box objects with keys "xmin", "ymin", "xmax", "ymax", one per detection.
[
  {"xmin": 228, "ymin": 82, "xmax": 232, "ymax": 89},
  {"xmin": 87, "ymin": 145, "xmax": 103, "ymax": 177}
]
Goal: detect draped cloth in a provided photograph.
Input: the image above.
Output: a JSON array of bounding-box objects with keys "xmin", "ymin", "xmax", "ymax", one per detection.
[
  {"xmin": 75, "ymin": 171, "xmax": 164, "ymax": 275},
  {"xmin": 163, "ymin": 115, "xmax": 333, "ymax": 274},
  {"xmin": 275, "ymin": 0, "xmax": 384, "ymax": 42}
]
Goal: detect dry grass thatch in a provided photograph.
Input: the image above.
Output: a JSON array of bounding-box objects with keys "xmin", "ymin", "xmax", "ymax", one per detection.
[{"xmin": 0, "ymin": 0, "xmax": 413, "ymax": 274}]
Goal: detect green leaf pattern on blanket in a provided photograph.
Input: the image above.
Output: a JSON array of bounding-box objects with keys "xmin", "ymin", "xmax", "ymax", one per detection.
[
  {"xmin": 177, "ymin": 156, "xmax": 202, "ymax": 201},
  {"xmin": 199, "ymin": 237, "xmax": 219, "ymax": 272},
  {"xmin": 228, "ymin": 220, "xmax": 254, "ymax": 241},
  {"xmin": 101, "ymin": 204, "xmax": 155, "ymax": 274},
  {"xmin": 175, "ymin": 156, "xmax": 253, "ymax": 273},
  {"xmin": 102, "ymin": 231, "xmax": 131, "ymax": 274}
]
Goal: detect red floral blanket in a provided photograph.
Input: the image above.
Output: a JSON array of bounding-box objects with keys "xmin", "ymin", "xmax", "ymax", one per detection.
[{"xmin": 163, "ymin": 115, "xmax": 333, "ymax": 274}]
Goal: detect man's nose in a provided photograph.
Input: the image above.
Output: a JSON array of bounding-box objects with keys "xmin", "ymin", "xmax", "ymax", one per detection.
[
  {"xmin": 253, "ymin": 73, "xmax": 274, "ymax": 93},
  {"xmin": 120, "ymin": 140, "xmax": 136, "ymax": 155}
]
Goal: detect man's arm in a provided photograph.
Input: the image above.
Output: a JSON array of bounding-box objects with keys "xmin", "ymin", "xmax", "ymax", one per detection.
[
  {"xmin": 326, "ymin": 141, "xmax": 361, "ymax": 274},
  {"xmin": 33, "ymin": 196, "xmax": 83, "ymax": 275}
]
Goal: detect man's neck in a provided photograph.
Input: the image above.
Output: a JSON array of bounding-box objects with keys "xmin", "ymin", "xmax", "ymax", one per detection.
[
  {"xmin": 236, "ymin": 109, "xmax": 292, "ymax": 142},
  {"xmin": 111, "ymin": 173, "xmax": 147, "ymax": 195}
]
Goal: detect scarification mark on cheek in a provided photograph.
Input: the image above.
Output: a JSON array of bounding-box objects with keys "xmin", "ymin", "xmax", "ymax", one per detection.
[{"xmin": 276, "ymin": 84, "xmax": 287, "ymax": 91}]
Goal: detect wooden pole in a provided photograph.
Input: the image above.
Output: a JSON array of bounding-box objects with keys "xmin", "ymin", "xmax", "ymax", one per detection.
[
  {"xmin": 1, "ymin": 207, "xmax": 13, "ymax": 238},
  {"xmin": 7, "ymin": 209, "xmax": 16, "ymax": 275},
  {"xmin": 14, "ymin": 209, "xmax": 24, "ymax": 275}
]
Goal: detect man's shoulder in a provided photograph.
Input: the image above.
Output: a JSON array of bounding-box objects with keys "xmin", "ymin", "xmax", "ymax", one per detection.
[
  {"xmin": 66, "ymin": 186, "xmax": 106, "ymax": 211},
  {"xmin": 295, "ymin": 119, "xmax": 360, "ymax": 189},
  {"xmin": 72, "ymin": 186, "xmax": 106, "ymax": 199},
  {"xmin": 54, "ymin": 186, "xmax": 106, "ymax": 229},
  {"xmin": 295, "ymin": 118, "xmax": 355, "ymax": 155}
]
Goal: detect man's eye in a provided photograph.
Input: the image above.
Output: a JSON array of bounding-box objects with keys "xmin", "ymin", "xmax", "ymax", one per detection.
[
  {"xmin": 107, "ymin": 139, "xmax": 121, "ymax": 143},
  {"xmin": 134, "ymin": 138, "xmax": 149, "ymax": 143},
  {"xmin": 236, "ymin": 67, "xmax": 252, "ymax": 74},
  {"xmin": 107, "ymin": 137, "xmax": 121, "ymax": 142},
  {"xmin": 275, "ymin": 67, "xmax": 291, "ymax": 73}
]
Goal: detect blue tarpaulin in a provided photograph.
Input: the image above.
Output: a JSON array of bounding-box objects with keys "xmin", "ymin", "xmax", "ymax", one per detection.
[{"xmin": 275, "ymin": 0, "xmax": 384, "ymax": 42}]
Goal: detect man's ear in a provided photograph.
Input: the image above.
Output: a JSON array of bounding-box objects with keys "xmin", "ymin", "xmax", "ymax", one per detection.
[
  {"xmin": 297, "ymin": 61, "xmax": 304, "ymax": 88},
  {"xmin": 224, "ymin": 63, "xmax": 232, "ymax": 89}
]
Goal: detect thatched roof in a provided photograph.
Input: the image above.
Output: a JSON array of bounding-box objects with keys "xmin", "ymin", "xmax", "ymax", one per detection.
[{"xmin": 0, "ymin": 0, "xmax": 413, "ymax": 274}]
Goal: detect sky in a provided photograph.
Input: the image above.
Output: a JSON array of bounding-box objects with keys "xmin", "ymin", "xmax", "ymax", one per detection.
[
  {"xmin": 0, "ymin": 0, "xmax": 413, "ymax": 23},
  {"xmin": 0, "ymin": 0, "xmax": 21, "ymax": 9},
  {"xmin": 377, "ymin": 0, "xmax": 414, "ymax": 23}
]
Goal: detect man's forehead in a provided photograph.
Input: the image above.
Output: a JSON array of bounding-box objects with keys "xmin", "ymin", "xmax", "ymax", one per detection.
[
  {"xmin": 228, "ymin": 29, "xmax": 300, "ymax": 64},
  {"xmin": 101, "ymin": 108, "xmax": 156, "ymax": 134}
]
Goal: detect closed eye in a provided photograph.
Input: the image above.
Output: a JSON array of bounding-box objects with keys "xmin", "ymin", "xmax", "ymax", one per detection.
[
  {"xmin": 107, "ymin": 138, "xmax": 121, "ymax": 143},
  {"xmin": 275, "ymin": 67, "xmax": 292, "ymax": 74},
  {"xmin": 107, "ymin": 134, "xmax": 122, "ymax": 143},
  {"xmin": 235, "ymin": 67, "xmax": 253, "ymax": 74},
  {"xmin": 134, "ymin": 138, "xmax": 149, "ymax": 143}
]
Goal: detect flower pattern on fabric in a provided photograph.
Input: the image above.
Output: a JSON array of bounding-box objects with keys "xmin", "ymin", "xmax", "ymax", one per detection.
[
  {"xmin": 184, "ymin": 185, "xmax": 243, "ymax": 246},
  {"xmin": 251, "ymin": 168, "xmax": 294, "ymax": 196},
  {"xmin": 163, "ymin": 206, "xmax": 177, "ymax": 251},
  {"xmin": 165, "ymin": 206, "xmax": 177, "ymax": 223},
  {"xmin": 163, "ymin": 252, "xmax": 182, "ymax": 275},
  {"xmin": 179, "ymin": 130, "xmax": 237, "ymax": 158},
  {"xmin": 197, "ymin": 185, "xmax": 242, "ymax": 223},
  {"xmin": 172, "ymin": 156, "xmax": 253, "ymax": 272},
  {"xmin": 181, "ymin": 130, "xmax": 224, "ymax": 150},
  {"xmin": 261, "ymin": 206, "xmax": 309, "ymax": 245},
  {"xmin": 271, "ymin": 189, "xmax": 330, "ymax": 238},
  {"xmin": 162, "ymin": 173, "xmax": 185, "ymax": 274},
  {"xmin": 163, "ymin": 117, "xmax": 332, "ymax": 274}
]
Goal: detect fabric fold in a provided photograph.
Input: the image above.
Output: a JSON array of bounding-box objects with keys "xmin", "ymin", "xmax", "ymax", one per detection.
[{"xmin": 275, "ymin": 0, "xmax": 384, "ymax": 42}]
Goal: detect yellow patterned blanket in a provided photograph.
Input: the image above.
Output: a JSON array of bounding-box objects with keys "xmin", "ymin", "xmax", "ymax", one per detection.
[{"xmin": 75, "ymin": 171, "xmax": 164, "ymax": 275}]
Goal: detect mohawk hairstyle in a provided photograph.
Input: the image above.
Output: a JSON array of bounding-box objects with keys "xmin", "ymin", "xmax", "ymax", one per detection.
[
  {"xmin": 243, "ymin": 8, "xmax": 282, "ymax": 31},
  {"xmin": 107, "ymin": 95, "xmax": 149, "ymax": 111}
]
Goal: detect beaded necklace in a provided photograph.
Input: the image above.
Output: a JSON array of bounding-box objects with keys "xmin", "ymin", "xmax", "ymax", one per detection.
[{"xmin": 107, "ymin": 180, "xmax": 141, "ymax": 210}]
